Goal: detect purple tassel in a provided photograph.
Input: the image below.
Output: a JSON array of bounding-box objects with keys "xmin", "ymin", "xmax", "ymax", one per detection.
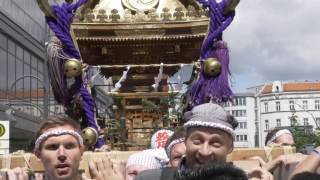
[
  {"xmin": 191, "ymin": 0, "xmax": 236, "ymax": 106},
  {"xmin": 191, "ymin": 41, "xmax": 232, "ymax": 105}
]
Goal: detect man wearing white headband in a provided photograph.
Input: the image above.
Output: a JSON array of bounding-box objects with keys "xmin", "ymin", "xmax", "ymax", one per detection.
[
  {"xmin": 265, "ymin": 128, "xmax": 295, "ymax": 146},
  {"xmin": 34, "ymin": 115, "xmax": 85, "ymax": 180},
  {"xmin": 164, "ymin": 127, "xmax": 186, "ymax": 167}
]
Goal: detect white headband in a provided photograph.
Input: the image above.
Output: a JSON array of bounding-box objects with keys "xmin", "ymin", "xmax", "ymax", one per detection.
[
  {"xmin": 267, "ymin": 129, "xmax": 292, "ymax": 146},
  {"xmin": 166, "ymin": 138, "xmax": 185, "ymax": 159},
  {"xmin": 35, "ymin": 129, "xmax": 83, "ymax": 151}
]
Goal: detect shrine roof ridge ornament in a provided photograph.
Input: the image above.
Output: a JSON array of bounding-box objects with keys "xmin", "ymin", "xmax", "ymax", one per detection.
[
  {"xmin": 73, "ymin": 6, "xmax": 209, "ymax": 24},
  {"xmin": 76, "ymin": 34, "xmax": 206, "ymax": 41}
]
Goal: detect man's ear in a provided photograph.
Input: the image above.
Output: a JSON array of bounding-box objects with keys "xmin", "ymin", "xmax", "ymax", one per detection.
[
  {"xmin": 80, "ymin": 145, "xmax": 85, "ymax": 156},
  {"xmin": 227, "ymin": 140, "xmax": 234, "ymax": 154},
  {"xmin": 34, "ymin": 149, "xmax": 41, "ymax": 160}
]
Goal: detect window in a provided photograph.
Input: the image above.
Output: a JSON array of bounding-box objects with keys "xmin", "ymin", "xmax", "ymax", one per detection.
[
  {"xmin": 235, "ymin": 135, "xmax": 248, "ymax": 142},
  {"xmin": 16, "ymin": 60, "xmax": 23, "ymax": 89},
  {"xmin": 233, "ymin": 98, "xmax": 238, "ymax": 106},
  {"xmin": 16, "ymin": 45, "xmax": 23, "ymax": 60},
  {"xmin": 276, "ymin": 101, "xmax": 280, "ymax": 112},
  {"xmin": 8, "ymin": 54, "xmax": 16, "ymax": 91},
  {"xmin": 303, "ymin": 100, "xmax": 308, "ymax": 110},
  {"xmin": 223, "ymin": 102, "xmax": 228, "ymax": 107},
  {"xmin": 238, "ymin": 97, "xmax": 246, "ymax": 106},
  {"xmin": 233, "ymin": 97, "xmax": 247, "ymax": 106},
  {"xmin": 0, "ymin": 35, "xmax": 48, "ymax": 116},
  {"xmin": 242, "ymin": 98, "xmax": 246, "ymax": 106},
  {"xmin": 236, "ymin": 135, "xmax": 240, "ymax": 141},
  {"xmin": 304, "ymin": 118, "xmax": 309, "ymax": 126},
  {"xmin": 239, "ymin": 122, "xmax": 247, "ymax": 129},
  {"xmin": 264, "ymin": 102, "xmax": 268, "ymax": 112},
  {"xmin": 276, "ymin": 119, "xmax": 281, "ymax": 127},
  {"xmin": 265, "ymin": 120, "xmax": 269, "ymax": 130},
  {"xmin": 315, "ymin": 100, "xmax": 320, "ymax": 110},
  {"xmin": 0, "ymin": 49, "xmax": 7, "ymax": 90},
  {"xmin": 243, "ymin": 110, "xmax": 247, "ymax": 117},
  {"xmin": 232, "ymin": 110, "xmax": 246, "ymax": 117},
  {"xmin": 8, "ymin": 39, "xmax": 15, "ymax": 55},
  {"xmin": 0, "ymin": 33, "xmax": 7, "ymax": 49},
  {"xmin": 290, "ymin": 116, "xmax": 297, "ymax": 126},
  {"xmin": 289, "ymin": 101, "xmax": 295, "ymax": 111},
  {"xmin": 316, "ymin": 118, "xmax": 320, "ymax": 127}
]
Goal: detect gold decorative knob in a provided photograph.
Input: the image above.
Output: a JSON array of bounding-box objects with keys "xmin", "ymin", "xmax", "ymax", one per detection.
[
  {"xmin": 64, "ymin": 58, "xmax": 82, "ymax": 78},
  {"xmin": 82, "ymin": 127, "xmax": 98, "ymax": 147},
  {"xmin": 203, "ymin": 57, "xmax": 222, "ymax": 77}
]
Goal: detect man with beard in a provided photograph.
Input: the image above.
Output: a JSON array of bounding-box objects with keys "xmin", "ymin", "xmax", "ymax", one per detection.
[
  {"xmin": 134, "ymin": 103, "xmax": 273, "ymax": 180},
  {"xmin": 176, "ymin": 160, "xmax": 247, "ymax": 180}
]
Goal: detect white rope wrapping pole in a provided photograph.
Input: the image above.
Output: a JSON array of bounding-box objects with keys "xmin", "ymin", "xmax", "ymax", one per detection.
[
  {"xmin": 111, "ymin": 66, "xmax": 131, "ymax": 92},
  {"xmin": 152, "ymin": 63, "xmax": 163, "ymax": 91},
  {"xmin": 95, "ymin": 63, "xmax": 194, "ymax": 69}
]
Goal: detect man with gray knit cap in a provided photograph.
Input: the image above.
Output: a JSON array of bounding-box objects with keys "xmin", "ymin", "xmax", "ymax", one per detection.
[
  {"xmin": 181, "ymin": 102, "xmax": 238, "ymax": 168},
  {"xmin": 134, "ymin": 103, "xmax": 242, "ymax": 180},
  {"xmin": 135, "ymin": 103, "xmax": 273, "ymax": 180}
]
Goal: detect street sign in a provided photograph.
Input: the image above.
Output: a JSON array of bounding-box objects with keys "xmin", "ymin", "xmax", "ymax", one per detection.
[{"xmin": 0, "ymin": 121, "xmax": 9, "ymax": 154}]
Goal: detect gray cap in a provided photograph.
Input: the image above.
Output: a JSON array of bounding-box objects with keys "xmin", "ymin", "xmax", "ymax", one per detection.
[{"xmin": 183, "ymin": 103, "xmax": 236, "ymax": 138}]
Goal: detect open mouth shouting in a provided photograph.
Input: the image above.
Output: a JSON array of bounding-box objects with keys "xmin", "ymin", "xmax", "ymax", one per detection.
[{"xmin": 55, "ymin": 163, "xmax": 71, "ymax": 175}]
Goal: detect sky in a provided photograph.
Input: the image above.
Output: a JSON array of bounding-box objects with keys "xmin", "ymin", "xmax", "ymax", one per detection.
[{"xmin": 223, "ymin": 0, "xmax": 320, "ymax": 92}]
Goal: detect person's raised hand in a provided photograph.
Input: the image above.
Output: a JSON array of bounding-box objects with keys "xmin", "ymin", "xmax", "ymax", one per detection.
[
  {"xmin": 83, "ymin": 156, "xmax": 124, "ymax": 180},
  {"xmin": 5, "ymin": 167, "xmax": 28, "ymax": 180},
  {"xmin": 248, "ymin": 166, "xmax": 274, "ymax": 180},
  {"xmin": 265, "ymin": 153, "xmax": 307, "ymax": 172},
  {"xmin": 249, "ymin": 156, "xmax": 267, "ymax": 168}
]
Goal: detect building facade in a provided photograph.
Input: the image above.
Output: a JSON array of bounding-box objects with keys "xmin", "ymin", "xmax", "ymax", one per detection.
[
  {"xmin": 257, "ymin": 81, "xmax": 320, "ymax": 147},
  {"xmin": 223, "ymin": 93, "xmax": 257, "ymax": 148},
  {"xmin": 0, "ymin": 0, "xmax": 50, "ymax": 152}
]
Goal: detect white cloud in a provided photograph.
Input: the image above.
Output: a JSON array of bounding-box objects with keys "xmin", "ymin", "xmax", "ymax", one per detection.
[{"xmin": 223, "ymin": 0, "xmax": 320, "ymax": 91}]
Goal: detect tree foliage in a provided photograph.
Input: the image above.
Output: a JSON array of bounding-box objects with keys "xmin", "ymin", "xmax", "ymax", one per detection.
[{"xmin": 290, "ymin": 113, "xmax": 320, "ymax": 151}]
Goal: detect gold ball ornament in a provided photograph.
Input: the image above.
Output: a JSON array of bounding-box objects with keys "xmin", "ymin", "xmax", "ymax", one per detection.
[
  {"xmin": 203, "ymin": 58, "xmax": 222, "ymax": 77},
  {"xmin": 64, "ymin": 58, "xmax": 82, "ymax": 78},
  {"xmin": 81, "ymin": 127, "xmax": 98, "ymax": 147}
]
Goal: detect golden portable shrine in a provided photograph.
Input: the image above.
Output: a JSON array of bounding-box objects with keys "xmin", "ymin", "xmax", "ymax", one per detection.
[
  {"xmin": 36, "ymin": 0, "xmax": 239, "ymax": 150},
  {"xmin": 70, "ymin": 0, "xmax": 211, "ymax": 149}
]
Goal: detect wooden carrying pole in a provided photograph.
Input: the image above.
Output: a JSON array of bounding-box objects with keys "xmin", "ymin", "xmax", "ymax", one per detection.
[{"xmin": 0, "ymin": 146, "xmax": 295, "ymax": 175}]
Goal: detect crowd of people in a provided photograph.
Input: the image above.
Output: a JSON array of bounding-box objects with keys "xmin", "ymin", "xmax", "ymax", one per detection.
[{"xmin": 0, "ymin": 103, "xmax": 319, "ymax": 180}]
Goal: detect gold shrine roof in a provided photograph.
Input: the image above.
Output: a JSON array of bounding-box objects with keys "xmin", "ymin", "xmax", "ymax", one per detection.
[{"xmin": 71, "ymin": 0, "xmax": 208, "ymax": 92}]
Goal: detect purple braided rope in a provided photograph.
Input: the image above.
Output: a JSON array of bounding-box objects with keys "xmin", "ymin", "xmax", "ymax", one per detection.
[
  {"xmin": 45, "ymin": 0, "xmax": 103, "ymax": 147},
  {"xmin": 197, "ymin": 0, "xmax": 210, "ymax": 8},
  {"xmin": 191, "ymin": 0, "xmax": 236, "ymax": 105},
  {"xmin": 201, "ymin": 16, "xmax": 233, "ymax": 57},
  {"xmin": 46, "ymin": 0, "xmax": 87, "ymax": 105},
  {"xmin": 80, "ymin": 86, "xmax": 104, "ymax": 147},
  {"xmin": 201, "ymin": 0, "xmax": 235, "ymax": 58},
  {"xmin": 46, "ymin": 0, "xmax": 88, "ymax": 59}
]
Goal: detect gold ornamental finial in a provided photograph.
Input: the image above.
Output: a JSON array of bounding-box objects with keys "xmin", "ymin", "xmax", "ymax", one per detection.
[
  {"xmin": 64, "ymin": 59, "xmax": 82, "ymax": 78},
  {"xmin": 82, "ymin": 127, "xmax": 99, "ymax": 147},
  {"xmin": 203, "ymin": 58, "xmax": 222, "ymax": 77}
]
